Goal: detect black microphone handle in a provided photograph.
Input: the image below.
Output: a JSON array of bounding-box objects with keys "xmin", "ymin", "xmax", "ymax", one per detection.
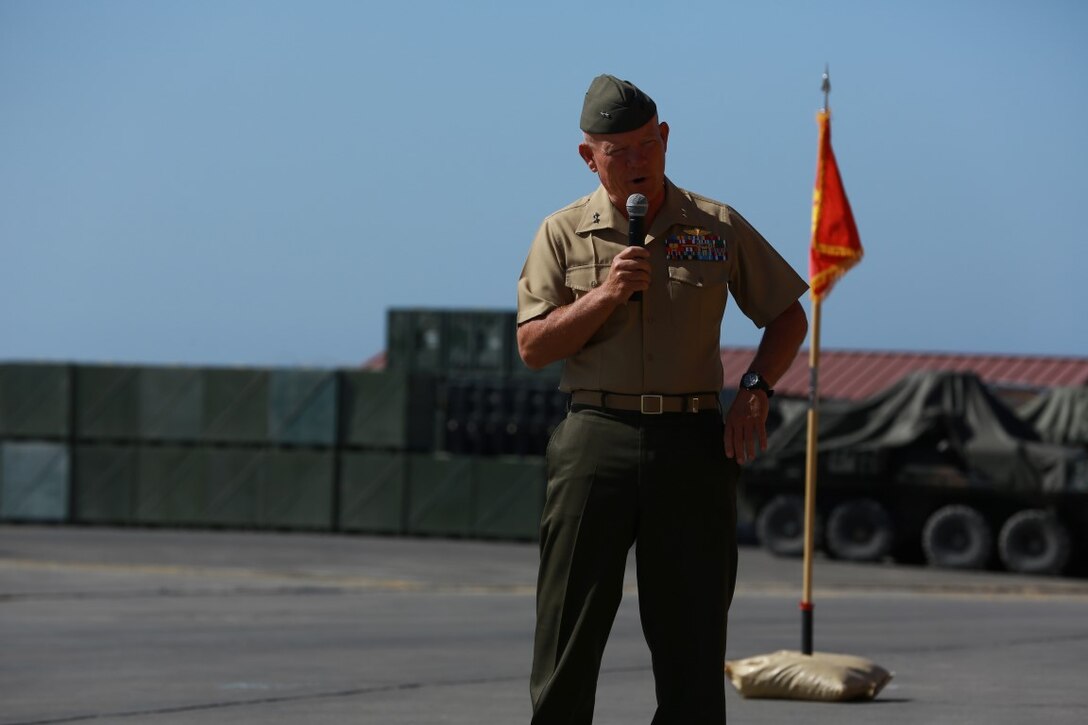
[{"xmin": 627, "ymin": 214, "xmax": 644, "ymax": 302}]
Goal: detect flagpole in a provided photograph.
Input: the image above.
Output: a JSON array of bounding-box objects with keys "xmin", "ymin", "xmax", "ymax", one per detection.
[
  {"xmin": 802, "ymin": 296, "xmax": 820, "ymax": 655},
  {"xmin": 801, "ymin": 65, "xmax": 831, "ymax": 657},
  {"xmin": 726, "ymin": 67, "xmax": 880, "ymax": 703}
]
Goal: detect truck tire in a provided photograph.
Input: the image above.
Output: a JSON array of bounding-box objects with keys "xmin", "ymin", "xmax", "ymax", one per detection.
[
  {"xmin": 998, "ymin": 510, "xmax": 1071, "ymax": 576},
  {"xmin": 755, "ymin": 495, "xmax": 806, "ymax": 558},
  {"xmin": 825, "ymin": 498, "xmax": 894, "ymax": 562},
  {"xmin": 922, "ymin": 504, "xmax": 992, "ymax": 570}
]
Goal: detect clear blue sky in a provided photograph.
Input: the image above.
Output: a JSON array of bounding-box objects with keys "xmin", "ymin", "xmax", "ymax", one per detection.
[{"xmin": 2, "ymin": 0, "xmax": 1085, "ymax": 367}]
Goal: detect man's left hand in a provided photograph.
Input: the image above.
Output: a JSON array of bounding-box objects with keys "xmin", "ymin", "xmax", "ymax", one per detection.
[{"xmin": 724, "ymin": 390, "xmax": 769, "ymax": 464}]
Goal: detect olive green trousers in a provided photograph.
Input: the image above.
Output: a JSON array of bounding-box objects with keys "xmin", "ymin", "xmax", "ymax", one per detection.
[{"xmin": 530, "ymin": 407, "xmax": 739, "ymax": 725}]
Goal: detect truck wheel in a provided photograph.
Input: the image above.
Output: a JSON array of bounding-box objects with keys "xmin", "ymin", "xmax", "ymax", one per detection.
[
  {"xmin": 756, "ymin": 495, "xmax": 806, "ymax": 557},
  {"xmin": 825, "ymin": 498, "xmax": 894, "ymax": 562},
  {"xmin": 998, "ymin": 510, "xmax": 1071, "ymax": 575},
  {"xmin": 922, "ymin": 505, "xmax": 992, "ymax": 570}
]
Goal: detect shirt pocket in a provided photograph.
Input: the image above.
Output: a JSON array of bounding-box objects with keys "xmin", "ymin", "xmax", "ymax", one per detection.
[
  {"xmin": 667, "ymin": 261, "xmax": 730, "ymax": 290},
  {"xmin": 566, "ymin": 263, "xmax": 629, "ymax": 342},
  {"xmin": 667, "ymin": 263, "xmax": 728, "ymax": 328},
  {"xmin": 566, "ymin": 263, "xmax": 612, "ymax": 297},
  {"xmin": 667, "ymin": 264, "xmax": 706, "ymax": 289}
]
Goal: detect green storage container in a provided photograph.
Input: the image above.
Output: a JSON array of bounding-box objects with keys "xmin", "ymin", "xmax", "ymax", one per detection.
[
  {"xmin": 136, "ymin": 446, "xmax": 211, "ymax": 525},
  {"xmin": 76, "ymin": 365, "xmax": 141, "ymax": 441},
  {"xmin": 139, "ymin": 367, "xmax": 205, "ymax": 442},
  {"xmin": 204, "ymin": 447, "xmax": 264, "ymax": 527},
  {"xmin": 133, "ymin": 447, "xmax": 333, "ymax": 530},
  {"xmin": 387, "ymin": 308, "xmax": 523, "ymax": 378},
  {"xmin": 268, "ymin": 369, "xmax": 338, "ymax": 447},
  {"xmin": 446, "ymin": 311, "xmax": 515, "ymax": 377},
  {"xmin": 260, "ymin": 450, "xmax": 334, "ymax": 529},
  {"xmin": 0, "ymin": 363, "xmax": 71, "ymax": 439},
  {"xmin": 406, "ymin": 454, "xmax": 474, "ymax": 537},
  {"xmin": 338, "ymin": 451, "xmax": 407, "ymax": 534},
  {"xmin": 202, "ymin": 368, "xmax": 269, "ymax": 444},
  {"xmin": 386, "ymin": 309, "xmax": 448, "ymax": 373},
  {"xmin": 341, "ymin": 371, "xmax": 437, "ymax": 451},
  {"xmin": 472, "ymin": 457, "xmax": 545, "ymax": 540},
  {"xmin": 74, "ymin": 444, "xmax": 139, "ymax": 524},
  {"xmin": 0, "ymin": 441, "xmax": 69, "ymax": 521}
]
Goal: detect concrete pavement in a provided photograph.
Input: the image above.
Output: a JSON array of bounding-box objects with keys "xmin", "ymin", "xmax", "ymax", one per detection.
[{"xmin": 2, "ymin": 525, "xmax": 1087, "ymax": 724}]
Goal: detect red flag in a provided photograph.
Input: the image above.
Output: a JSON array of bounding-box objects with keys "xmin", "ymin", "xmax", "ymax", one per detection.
[{"xmin": 809, "ymin": 110, "xmax": 862, "ymax": 301}]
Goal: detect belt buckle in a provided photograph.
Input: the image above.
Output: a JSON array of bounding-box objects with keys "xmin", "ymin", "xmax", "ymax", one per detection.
[{"xmin": 640, "ymin": 394, "xmax": 664, "ymax": 414}]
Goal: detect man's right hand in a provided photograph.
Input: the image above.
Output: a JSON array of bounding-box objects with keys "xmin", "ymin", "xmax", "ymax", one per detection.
[
  {"xmin": 604, "ymin": 246, "xmax": 652, "ymax": 302},
  {"xmin": 517, "ymin": 247, "xmax": 651, "ymax": 369}
]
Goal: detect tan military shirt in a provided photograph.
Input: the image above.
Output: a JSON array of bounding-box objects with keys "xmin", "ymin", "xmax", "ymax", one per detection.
[{"xmin": 518, "ymin": 178, "xmax": 808, "ymax": 394}]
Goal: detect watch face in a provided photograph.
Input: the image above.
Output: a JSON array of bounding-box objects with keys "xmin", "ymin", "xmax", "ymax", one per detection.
[{"xmin": 742, "ymin": 372, "xmax": 760, "ymax": 389}]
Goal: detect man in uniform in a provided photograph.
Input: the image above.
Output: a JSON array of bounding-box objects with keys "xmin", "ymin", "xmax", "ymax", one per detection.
[{"xmin": 517, "ymin": 74, "xmax": 809, "ymax": 724}]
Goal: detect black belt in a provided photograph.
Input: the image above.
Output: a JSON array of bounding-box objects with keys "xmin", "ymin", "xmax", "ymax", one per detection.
[{"xmin": 570, "ymin": 390, "xmax": 720, "ymax": 415}]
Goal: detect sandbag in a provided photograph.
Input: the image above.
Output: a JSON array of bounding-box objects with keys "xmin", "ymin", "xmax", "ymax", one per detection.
[{"xmin": 725, "ymin": 650, "xmax": 892, "ymax": 702}]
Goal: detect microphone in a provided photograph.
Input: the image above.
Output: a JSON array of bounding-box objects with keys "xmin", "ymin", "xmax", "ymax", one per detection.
[{"xmin": 626, "ymin": 193, "xmax": 648, "ymax": 302}]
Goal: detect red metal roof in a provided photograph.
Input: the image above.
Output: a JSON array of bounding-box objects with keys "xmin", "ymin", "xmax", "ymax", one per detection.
[
  {"xmin": 722, "ymin": 347, "xmax": 1088, "ymax": 401},
  {"xmin": 361, "ymin": 351, "xmax": 386, "ymax": 370},
  {"xmin": 364, "ymin": 346, "xmax": 1088, "ymax": 401}
]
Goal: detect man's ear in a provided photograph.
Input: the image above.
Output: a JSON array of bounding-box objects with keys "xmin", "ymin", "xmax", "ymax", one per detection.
[
  {"xmin": 659, "ymin": 122, "xmax": 670, "ymax": 152},
  {"xmin": 578, "ymin": 143, "xmax": 597, "ymax": 172}
]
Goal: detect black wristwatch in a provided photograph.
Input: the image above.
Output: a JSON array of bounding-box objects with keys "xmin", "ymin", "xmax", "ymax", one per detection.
[{"xmin": 740, "ymin": 371, "xmax": 774, "ymax": 398}]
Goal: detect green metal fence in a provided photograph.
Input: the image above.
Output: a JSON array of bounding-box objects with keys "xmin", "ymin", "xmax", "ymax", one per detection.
[
  {"xmin": 0, "ymin": 363, "xmax": 70, "ymax": 439},
  {"xmin": 1, "ymin": 308, "xmax": 558, "ymax": 540},
  {"xmin": 339, "ymin": 451, "xmax": 407, "ymax": 534},
  {"xmin": 0, "ymin": 442, "xmax": 69, "ymax": 521}
]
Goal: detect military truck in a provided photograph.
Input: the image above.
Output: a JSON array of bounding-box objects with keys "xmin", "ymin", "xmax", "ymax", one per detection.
[
  {"xmin": 743, "ymin": 371, "xmax": 1088, "ymax": 576},
  {"xmin": 1018, "ymin": 385, "xmax": 1088, "ymax": 450}
]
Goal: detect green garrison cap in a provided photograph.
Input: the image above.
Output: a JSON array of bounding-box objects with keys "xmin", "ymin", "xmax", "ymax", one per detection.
[{"xmin": 580, "ymin": 74, "xmax": 657, "ymax": 134}]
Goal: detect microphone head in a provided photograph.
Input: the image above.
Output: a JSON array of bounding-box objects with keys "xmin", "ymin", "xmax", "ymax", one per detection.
[{"xmin": 626, "ymin": 193, "xmax": 648, "ymax": 218}]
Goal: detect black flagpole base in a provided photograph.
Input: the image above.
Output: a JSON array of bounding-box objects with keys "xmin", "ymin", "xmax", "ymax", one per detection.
[{"xmin": 801, "ymin": 601, "xmax": 814, "ymax": 655}]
